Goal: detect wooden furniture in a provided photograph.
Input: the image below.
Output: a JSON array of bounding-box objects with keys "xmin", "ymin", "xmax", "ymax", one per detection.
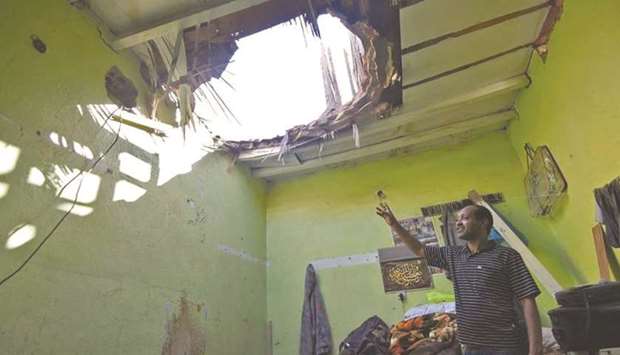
[{"xmin": 592, "ymin": 224, "xmax": 611, "ymax": 282}]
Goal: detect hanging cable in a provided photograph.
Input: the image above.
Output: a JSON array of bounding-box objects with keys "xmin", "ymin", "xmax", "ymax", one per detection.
[{"xmin": 0, "ymin": 107, "xmax": 122, "ymax": 287}]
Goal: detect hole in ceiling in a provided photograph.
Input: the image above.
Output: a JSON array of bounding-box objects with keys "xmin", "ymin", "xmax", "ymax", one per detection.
[{"xmin": 193, "ymin": 13, "xmax": 362, "ymax": 142}]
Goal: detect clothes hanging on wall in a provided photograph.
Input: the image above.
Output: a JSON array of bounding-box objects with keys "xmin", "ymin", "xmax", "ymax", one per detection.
[
  {"xmin": 594, "ymin": 178, "xmax": 620, "ymax": 247},
  {"xmin": 300, "ymin": 264, "xmax": 333, "ymax": 355}
]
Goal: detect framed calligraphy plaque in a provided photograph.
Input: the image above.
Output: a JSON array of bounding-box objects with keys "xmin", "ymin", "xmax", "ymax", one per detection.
[{"xmin": 378, "ymin": 246, "xmax": 433, "ymax": 293}]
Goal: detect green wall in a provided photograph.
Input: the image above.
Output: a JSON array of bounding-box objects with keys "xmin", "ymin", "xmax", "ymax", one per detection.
[
  {"xmin": 0, "ymin": 1, "xmax": 267, "ymax": 354},
  {"xmin": 3, "ymin": 1, "xmax": 619, "ymax": 354},
  {"xmin": 267, "ymin": 132, "xmax": 570, "ymax": 355},
  {"xmin": 510, "ymin": 0, "xmax": 620, "ymax": 284},
  {"xmin": 266, "ymin": 4, "xmax": 620, "ymax": 353}
]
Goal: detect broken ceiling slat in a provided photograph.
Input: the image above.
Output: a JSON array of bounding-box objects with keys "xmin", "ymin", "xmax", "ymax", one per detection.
[
  {"xmin": 252, "ymin": 110, "xmax": 515, "ymax": 178},
  {"xmin": 533, "ymin": 0, "xmax": 564, "ymax": 60},
  {"xmin": 238, "ymin": 75, "xmax": 528, "ymax": 162},
  {"xmin": 293, "ymin": 153, "xmax": 304, "ymax": 165},
  {"xmin": 112, "ymin": 0, "xmax": 273, "ymax": 50},
  {"xmin": 401, "ymin": 1, "xmax": 551, "ymax": 55},
  {"xmin": 182, "ymin": 0, "xmax": 330, "ymax": 45}
]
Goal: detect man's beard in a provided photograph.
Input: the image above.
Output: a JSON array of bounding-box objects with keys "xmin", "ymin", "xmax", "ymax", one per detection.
[{"xmin": 457, "ymin": 230, "xmax": 475, "ymax": 241}]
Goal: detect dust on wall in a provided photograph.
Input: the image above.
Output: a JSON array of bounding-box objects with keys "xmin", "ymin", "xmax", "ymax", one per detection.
[{"xmin": 162, "ymin": 297, "xmax": 207, "ymax": 355}]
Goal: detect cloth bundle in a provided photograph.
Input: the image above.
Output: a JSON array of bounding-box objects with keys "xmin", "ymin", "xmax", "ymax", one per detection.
[{"xmin": 389, "ymin": 312, "xmax": 459, "ymax": 355}]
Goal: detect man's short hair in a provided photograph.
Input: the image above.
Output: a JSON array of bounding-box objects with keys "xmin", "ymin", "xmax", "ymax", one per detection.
[{"xmin": 472, "ymin": 205, "xmax": 493, "ymax": 233}]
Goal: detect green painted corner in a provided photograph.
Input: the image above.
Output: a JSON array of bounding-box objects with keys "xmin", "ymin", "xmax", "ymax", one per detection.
[{"xmin": 509, "ymin": 0, "xmax": 620, "ymax": 284}]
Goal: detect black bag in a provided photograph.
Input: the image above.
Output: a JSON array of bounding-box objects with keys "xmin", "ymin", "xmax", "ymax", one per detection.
[
  {"xmin": 555, "ymin": 282, "xmax": 620, "ymax": 306},
  {"xmin": 548, "ymin": 282, "xmax": 620, "ymax": 351},
  {"xmin": 339, "ymin": 315, "xmax": 390, "ymax": 355}
]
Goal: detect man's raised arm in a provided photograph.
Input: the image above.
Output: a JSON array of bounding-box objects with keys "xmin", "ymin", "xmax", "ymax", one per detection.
[{"xmin": 375, "ymin": 203, "xmax": 425, "ymax": 257}]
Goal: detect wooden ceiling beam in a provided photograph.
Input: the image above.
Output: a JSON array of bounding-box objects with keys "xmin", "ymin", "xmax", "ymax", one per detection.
[
  {"xmin": 252, "ymin": 110, "xmax": 515, "ymax": 178},
  {"xmin": 111, "ymin": 0, "xmax": 272, "ymax": 50}
]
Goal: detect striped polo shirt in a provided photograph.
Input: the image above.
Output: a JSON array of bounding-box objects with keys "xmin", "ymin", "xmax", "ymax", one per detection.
[{"xmin": 425, "ymin": 241, "xmax": 540, "ymax": 350}]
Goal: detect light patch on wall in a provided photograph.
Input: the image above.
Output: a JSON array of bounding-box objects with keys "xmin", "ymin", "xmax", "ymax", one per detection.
[
  {"xmin": 86, "ymin": 104, "xmax": 160, "ymax": 155},
  {"xmin": 113, "ymin": 180, "xmax": 146, "ymax": 202},
  {"xmin": 49, "ymin": 132, "xmax": 95, "ymax": 160},
  {"xmin": 27, "ymin": 167, "xmax": 46, "ymax": 186},
  {"xmin": 86, "ymin": 103, "xmax": 118, "ymax": 126},
  {"xmin": 73, "ymin": 141, "xmax": 94, "ymax": 160},
  {"xmin": 76, "ymin": 104, "xmax": 84, "ymax": 116},
  {"xmin": 155, "ymin": 127, "xmax": 214, "ymax": 186},
  {"xmin": 83, "ymin": 105, "xmax": 214, "ymax": 188},
  {"xmin": 6, "ymin": 224, "xmax": 37, "ymax": 250},
  {"xmin": 49, "ymin": 132, "xmax": 69, "ymax": 148},
  {"xmin": 54, "ymin": 167, "xmax": 101, "ymax": 204},
  {"xmin": 49, "ymin": 132, "xmax": 60, "ymax": 146},
  {"xmin": 0, "ymin": 140, "xmax": 20, "ymax": 175},
  {"xmin": 118, "ymin": 152, "xmax": 151, "ymax": 183},
  {"xmin": 56, "ymin": 202, "xmax": 94, "ymax": 216},
  {"xmin": 0, "ymin": 182, "xmax": 8, "ymax": 198}
]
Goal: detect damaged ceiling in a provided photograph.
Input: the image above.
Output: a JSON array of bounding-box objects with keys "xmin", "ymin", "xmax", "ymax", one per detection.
[{"xmin": 76, "ymin": 0, "xmax": 562, "ymax": 180}]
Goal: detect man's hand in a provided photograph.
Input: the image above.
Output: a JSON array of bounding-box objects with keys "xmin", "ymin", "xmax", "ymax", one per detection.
[
  {"xmin": 376, "ymin": 203, "xmax": 425, "ymax": 256},
  {"xmin": 376, "ymin": 203, "xmax": 398, "ymax": 226},
  {"xmin": 376, "ymin": 202, "xmax": 425, "ymax": 256}
]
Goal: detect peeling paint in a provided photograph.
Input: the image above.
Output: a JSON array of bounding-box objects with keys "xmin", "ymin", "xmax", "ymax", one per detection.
[
  {"xmin": 310, "ymin": 252, "xmax": 379, "ymax": 270},
  {"xmin": 186, "ymin": 198, "xmax": 208, "ymax": 225},
  {"xmin": 217, "ymin": 244, "xmax": 268, "ymax": 266},
  {"xmin": 161, "ymin": 297, "xmax": 207, "ymax": 355}
]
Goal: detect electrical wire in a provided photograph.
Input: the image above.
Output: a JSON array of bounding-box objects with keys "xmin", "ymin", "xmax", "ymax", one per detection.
[{"xmin": 0, "ymin": 108, "xmax": 122, "ymax": 287}]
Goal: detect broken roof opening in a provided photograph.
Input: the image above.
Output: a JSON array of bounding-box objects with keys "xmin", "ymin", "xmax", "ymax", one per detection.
[
  {"xmin": 194, "ymin": 13, "xmax": 362, "ymax": 141},
  {"xmin": 79, "ymin": 0, "xmax": 563, "ymax": 179},
  {"xmin": 126, "ymin": 0, "xmax": 402, "ymax": 165}
]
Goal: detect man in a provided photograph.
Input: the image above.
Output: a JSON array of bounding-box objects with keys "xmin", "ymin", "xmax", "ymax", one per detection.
[{"xmin": 376, "ymin": 203, "xmax": 543, "ymax": 355}]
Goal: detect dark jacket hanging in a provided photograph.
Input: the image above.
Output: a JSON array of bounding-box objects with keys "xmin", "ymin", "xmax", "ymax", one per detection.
[
  {"xmin": 594, "ymin": 178, "xmax": 620, "ymax": 247},
  {"xmin": 300, "ymin": 264, "xmax": 332, "ymax": 355}
]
